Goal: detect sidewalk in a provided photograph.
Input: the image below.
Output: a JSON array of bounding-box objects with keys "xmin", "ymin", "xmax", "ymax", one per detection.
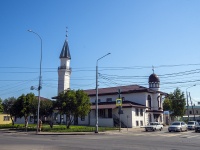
[
  {"xmin": 0, "ymin": 127, "xmax": 145, "ymax": 135},
  {"xmin": 37, "ymin": 127, "xmax": 144, "ymax": 135}
]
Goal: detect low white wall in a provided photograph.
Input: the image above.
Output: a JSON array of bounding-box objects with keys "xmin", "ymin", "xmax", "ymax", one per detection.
[{"xmin": 90, "ymin": 118, "xmax": 113, "ymax": 127}]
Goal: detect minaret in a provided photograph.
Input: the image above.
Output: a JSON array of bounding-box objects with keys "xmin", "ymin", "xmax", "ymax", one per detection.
[{"xmin": 58, "ymin": 29, "xmax": 71, "ymax": 94}]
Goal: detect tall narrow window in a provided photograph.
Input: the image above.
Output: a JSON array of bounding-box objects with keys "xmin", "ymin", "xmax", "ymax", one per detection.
[
  {"xmin": 147, "ymin": 95, "xmax": 151, "ymax": 110},
  {"xmin": 140, "ymin": 121, "xmax": 143, "ymax": 126},
  {"xmin": 136, "ymin": 121, "xmax": 139, "ymax": 126},
  {"xmin": 135, "ymin": 108, "xmax": 139, "ymax": 116},
  {"xmin": 140, "ymin": 109, "xmax": 143, "ymax": 116}
]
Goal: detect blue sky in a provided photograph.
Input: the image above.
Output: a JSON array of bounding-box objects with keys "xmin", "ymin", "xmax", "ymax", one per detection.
[{"xmin": 1, "ymin": 0, "xmax": 200, "ymax": 105}]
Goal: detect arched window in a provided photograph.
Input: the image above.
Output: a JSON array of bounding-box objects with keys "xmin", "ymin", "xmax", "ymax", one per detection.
[
  {"xmin": 148, "ymin": 113, "xmax": 152, "ymax": 122},
  {"xmin": 147, "ymin": 95, "xmax": 151, "ymax": 110},
  {"xmin": 157, "ymin": 96, "xmax": 160, "ymax": 108},
  {"xmin": 189, "ymin": 111, "xmax": 192, "ymax": 114}
]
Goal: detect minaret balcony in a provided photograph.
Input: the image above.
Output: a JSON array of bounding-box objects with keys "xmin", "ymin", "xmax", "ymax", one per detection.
[{"xmin": 58, "ymin": 66, "xmax": 71, "ymax": 72}]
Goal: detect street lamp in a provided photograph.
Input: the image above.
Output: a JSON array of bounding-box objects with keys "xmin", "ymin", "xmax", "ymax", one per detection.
[
  {"xmin": 186, "ymin": 84, "xmax": 196, "ymax": 121},
  {"xmin": 28, "ymin": 30, "xmax": 42, "ymax": 134},
  {"xmin": 95, "ymin": 53, "xmax": 111, "ymax": 133}
]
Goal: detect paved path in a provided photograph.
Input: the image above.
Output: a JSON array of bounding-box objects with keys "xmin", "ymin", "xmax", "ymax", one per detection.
[{"xmin": 0, "ymin": 127, "xmax": 145, "ymax": 135}]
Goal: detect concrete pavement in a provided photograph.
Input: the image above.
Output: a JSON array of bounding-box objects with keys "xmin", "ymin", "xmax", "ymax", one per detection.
[{"xmin": 0, "ymin": 127, "xmax": 145, "ymax": 135}]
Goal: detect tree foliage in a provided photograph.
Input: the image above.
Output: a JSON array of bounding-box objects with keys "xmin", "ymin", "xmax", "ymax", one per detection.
[
  {"xmin": 12, "ymin": 93, "xmax": 36, "ymax": 126},
  {"xmin": 40, "ymin": 98, "xmax": 54, "ymax": 119},
  {"xmin": 2, "ymin": 97, "xmax": 17, "ymax": 125},
  {"xmin": 0, "ymin": 98, "xmax": 3, "ymax": 113},
  {"xmin": 166, "ymin": 88, "xmax": 186, "ymax": 117},
  {"xmin": 56, "ymin": 89, "xmax": 91, "ymax": 128},
  {"xmin": 163, "ymin": 98, "xmax": 172, "ymax": 111}
]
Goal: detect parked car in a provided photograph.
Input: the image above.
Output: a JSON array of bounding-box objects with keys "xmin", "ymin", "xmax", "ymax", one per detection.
[
  {"xmin": 145, "ymin": 122, "xmax": 163, "ymax": 131},
  {"xmin": 195, "ymin": 123, "xmax": 200, "ymax": 132},
  {"xmin": 187, "ymin": 121, "xmax": 198, "ymax": 130},
  {"xmin": 168, "ymin": 121, "xmax": 187, "ymax": 132}
]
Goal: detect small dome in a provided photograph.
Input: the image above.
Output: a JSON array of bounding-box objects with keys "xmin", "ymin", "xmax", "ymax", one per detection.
[{"xmin": 149, "ymin": 73, "xmax": 160, "ymax": 83}]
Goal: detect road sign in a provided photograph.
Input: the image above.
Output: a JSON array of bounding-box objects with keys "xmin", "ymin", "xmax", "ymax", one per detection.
[{"xmin": 116, "ymin": 99, "xmax": 122, "ymax": 106}]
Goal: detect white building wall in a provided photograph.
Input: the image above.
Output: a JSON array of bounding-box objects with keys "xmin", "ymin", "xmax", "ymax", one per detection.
[
  {"xmin": 90, "ymin": 118, "xmax": 113, "ymax": 127},
  {"xmin": 123, "ymin": 93, "xmax": 147, "ymax": 105},
  {"xmin": 60, "ymin": 58, "xmax": 70, "ymax": 68},
  {"xmin": 120, "ymin": 107, "xmax": 132, "ymax": 128},
  {"xmin": 78, "ymin": 115, "xmax": 89, "ymax": 125},
  {"xmin": 132, "ymin": 108, "xmax": 145, "ymax": 127},
  {"xmin": 90, "ymin": 95, "xmax": 119, "ymax": 103},
  {"xmin": 58, "ymin": 70, "xmax": 70, "ymax": 94},
  {"xmin": 89, "ymin": 92, "xmax": 148, "ymax": 105}
]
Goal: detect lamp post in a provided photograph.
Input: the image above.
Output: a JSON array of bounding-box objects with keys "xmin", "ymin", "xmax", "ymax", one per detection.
[
  {"xmin": 186, "ymin": 84, "xmax": 196, "ymax": 122},
  {"xmin": 28, "ymin": 30, "xmax": 42, "ymax": 134},
  {"xmin": 95, "ymin": 53, "xmax": 111, "ymax": 133}
]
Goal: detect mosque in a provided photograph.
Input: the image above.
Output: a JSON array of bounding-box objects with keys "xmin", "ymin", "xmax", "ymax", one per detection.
[{"xmin": 57, "ymin": 33, "xmax": 168, "ymax": 127}]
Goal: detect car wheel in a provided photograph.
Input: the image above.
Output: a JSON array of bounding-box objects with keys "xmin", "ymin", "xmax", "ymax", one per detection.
[
  {"xmin": 145, "ymin": 129, "xmax": 148, "ymax": 132},
  {"xmin": 168, "ymin": 130, "xmax": 171, "ymax": 132},
  {"xmin": 160, "ymin": 128, "xmax": 162, "ymax": 131},
  {"xmin": 180, "ymin": 128, "xmax": 182, "ymax": 132}
]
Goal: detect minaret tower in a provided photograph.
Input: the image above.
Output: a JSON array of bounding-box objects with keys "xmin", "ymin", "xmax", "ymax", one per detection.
[{"xmin": 58, "ymin": 29, "xmax": 71, "ymax": 94}]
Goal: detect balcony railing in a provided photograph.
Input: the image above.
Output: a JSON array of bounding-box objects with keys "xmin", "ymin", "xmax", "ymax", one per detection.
[{"xmin": 58, "ymin": 66, "xmax": 72, "ymax": 71}]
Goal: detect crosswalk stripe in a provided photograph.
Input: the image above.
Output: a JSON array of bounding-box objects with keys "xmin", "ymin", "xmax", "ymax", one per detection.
[
  {"xmin": 130, "ymin": 133, "xmax": 200, "ymax": 138},
  {"xmin": 186, "ymin": 135, "xmax": 200, "ymax": 138}
]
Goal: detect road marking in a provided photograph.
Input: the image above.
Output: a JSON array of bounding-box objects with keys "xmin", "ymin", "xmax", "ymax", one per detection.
[{"xmin": 186, "ymin": 135, "xmax": 200, "ymax": 138}]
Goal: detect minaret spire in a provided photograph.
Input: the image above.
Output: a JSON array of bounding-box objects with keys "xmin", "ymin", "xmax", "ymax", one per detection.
[
  {"xmin": 152, "ymin": 65, "xmax": 154, "ymax": 74},
  {"xmin": 59, "ymin": 27, "xmax": 71, "ymax": 59},
  {"xmin": 66, "ymin": 27, "xmax": 68, "ymax": 41}
]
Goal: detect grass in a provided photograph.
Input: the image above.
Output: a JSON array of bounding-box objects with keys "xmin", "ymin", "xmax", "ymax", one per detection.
[{"xmin": 0, "ymin": 124, "xmax": 118, "ymax": 132}]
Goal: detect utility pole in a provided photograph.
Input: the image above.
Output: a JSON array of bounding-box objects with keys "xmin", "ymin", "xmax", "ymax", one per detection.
[
  {"xmin": 189, "ymin": 92, "xmax": 195, "ymax": 121},
  {"xmin": 118, "ymin": 89, "xmax": 121, "ymax": 132},
  {"xmin": 186, "ymin": 90, "xmax": 189, "ymax": 121},
  {"xmin": 95, "ymin": 53, "xmax": 111, "ymax": 133},
  {"xmin": 186, "ymin": 84, "xmax": 196, "ymax": 122}
]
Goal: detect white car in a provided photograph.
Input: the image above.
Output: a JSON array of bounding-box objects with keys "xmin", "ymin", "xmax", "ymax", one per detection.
[
  {"xmin": 187, "ymin": 121, "xmax": 198, "ymax": 130},
  {"xmin": 145, "ymin": 122, "xmax": 163, "ymax": 131},
  {"xmin": 168, "ymin": 121, "xmax": 187, "ymax": 132}
]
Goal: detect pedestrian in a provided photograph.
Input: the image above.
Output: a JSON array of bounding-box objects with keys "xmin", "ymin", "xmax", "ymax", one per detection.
[{"xmin": 39, "ymin": 119, "xmax": 42, "ymax": 132}]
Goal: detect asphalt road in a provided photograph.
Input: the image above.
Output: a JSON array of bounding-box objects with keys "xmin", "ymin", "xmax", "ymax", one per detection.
[{"xmin": 0, "ymin": 128, "xmax": 200, "ymax": 150}]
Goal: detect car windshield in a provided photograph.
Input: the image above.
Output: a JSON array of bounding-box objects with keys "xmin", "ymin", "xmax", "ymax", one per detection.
[
  {"xmin": 172, "ymin": 122, "xmax": 180, "ymax": 125},
  {"xmin": 150, "ymin": 123, "xmax": 157, "ymax": 125},
  {"xmin": 187, "ymin": 122, "xmax": 195, "ymax": 125}
]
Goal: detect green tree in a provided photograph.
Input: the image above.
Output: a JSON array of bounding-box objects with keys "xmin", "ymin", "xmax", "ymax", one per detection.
[
  {"xmin": 56, "ymin": 89, "xmax": 91, "ymax": 128},
  {"xmin": 163, "ymin": 97, "xmax": 172, "ymax": 111},
  {"xmin": 168, "ymin": 88, "xmax": 186, "ymax": 118},
  {"xmin": 0, "ymin": 98, "xmax": 3, "ymax": 113},
  {"xmin": 13, "ymin": 93, "xmax": 36, "ymax": 126},
  {"xmin": 2, "ymin": 97, "xmax": 16, "ymax": 125},
  {"xmin": 40, "ymin": 98, "xmax": 54, "ymax": 127}
]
